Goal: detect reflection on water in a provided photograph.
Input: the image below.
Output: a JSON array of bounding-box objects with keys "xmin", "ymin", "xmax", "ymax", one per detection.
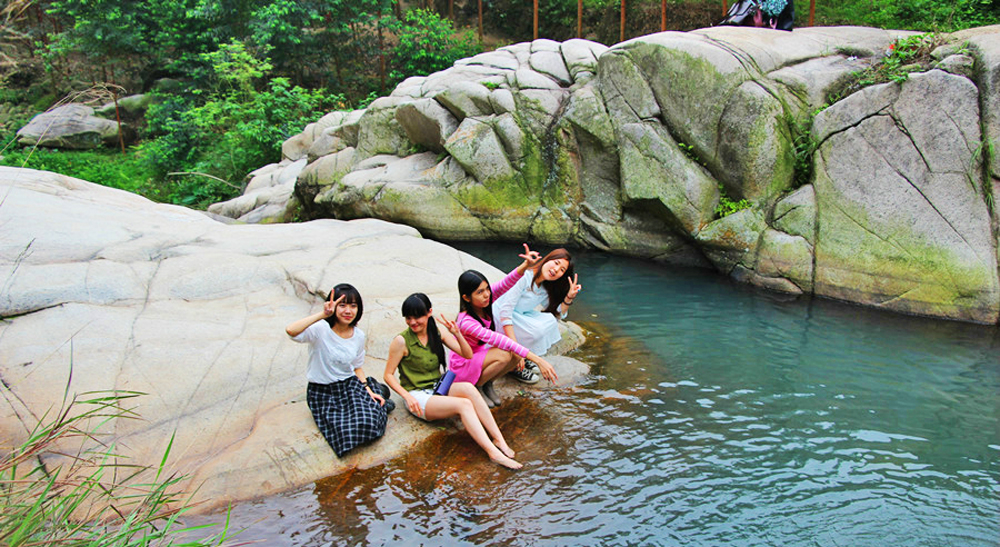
[{"xmin": 203, "ymin": 244, "xmax": 1000, "ymax": 546}]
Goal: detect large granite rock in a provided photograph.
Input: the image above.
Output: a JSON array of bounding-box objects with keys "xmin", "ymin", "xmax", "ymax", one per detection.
[
  {"xmin": 16, "ymin": 104, "xmax": 133, "ymax": 149},
  {"xmin": 0, "ymin": 167, "xmax": 589, "ymax": 513},
  {"xmin": 812, "ymin": 70, "xmax": 998, "ymax": 322},
  {"xmin": 210, "ymin": 26, "xmax": 1000, "ymax": 323}
]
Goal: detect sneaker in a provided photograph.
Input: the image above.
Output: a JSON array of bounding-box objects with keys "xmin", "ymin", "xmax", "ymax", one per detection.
[{"xmin": 509, "ymin": 362, "xmax": 540, "ymax": 384}]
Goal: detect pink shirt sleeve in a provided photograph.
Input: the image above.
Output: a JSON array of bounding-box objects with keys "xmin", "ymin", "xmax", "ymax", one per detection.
[
  {"xmin": 458, "ymin": 314, "xmax": 529, "ymax": 358},
  {"xmin": 491, "ymin": 267, "xmax": 523, "ymax": 301}
]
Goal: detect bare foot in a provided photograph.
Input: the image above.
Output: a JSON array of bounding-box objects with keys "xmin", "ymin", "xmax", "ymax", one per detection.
[
  {"xmin": 490, "ymin": 452, "xmax": 523, "ymax": 470},
  {"xmin": 495, "ymin": 441, "xmax": 515, "ymax": 459}
]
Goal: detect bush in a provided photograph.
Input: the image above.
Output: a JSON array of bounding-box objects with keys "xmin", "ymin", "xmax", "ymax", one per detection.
[
  {"xmin": 0, "ymin": 146, "xmax": 163, "ymax": 198},
  {"xmin": 388, "ymin": 9, "xmax": 482, "ymax": 87},
  {"xmin": 143, "ymin": 40, "xmax": 344, "ymax": 208}
]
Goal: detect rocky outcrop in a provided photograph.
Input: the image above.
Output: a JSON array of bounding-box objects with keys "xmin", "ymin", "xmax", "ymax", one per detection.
[
  {"xmin": 0, "ymin": 167, "xmax": 587, "ymax": 513},
  {"xmin": 212, "ymin": 26, "xmax": 1000, "ymax": 324},
  {"xmin": 16, "ymin": 103, "xmax": 135, "ymax": 149}
]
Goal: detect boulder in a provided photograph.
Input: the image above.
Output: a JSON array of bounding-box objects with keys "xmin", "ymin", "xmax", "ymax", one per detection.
[
  {"xmin": 354, "ymin": 97, "xmax": 414, "ymax": 162},
  {"xmin": 434, "ymin": 81, "xmax": 496, "ymax": 120},
  {"xmin": 209, "ymin": 27, "xmax": 1000, "ymax": 324},
  {"xmin": 695, "ymin": 207, "xmax": 766, "ymax": 273},
  {"xmin": 0, "ymin": 166, "xmax": 589, "ymax": 514},
  {"xmin": 94, "ymin": 94, "xmax": 153, "ymax": 122},
  {"xmin": 208, "ymin": 158, "xmax": 307, "ymax": 223},
  {"xmin": 618, "ymin": 121, "xmax": 718, "ymax": 235},
  {"xmin": 444, "ymin": 116, "xmax": 517, "ymax": 185},
  {"xmin": 17, "ymin": 104, "xmax": 129, "ymax": 149},
  {"xmin": 772, "ymin": 185, "xmax": 817, "ymax": 244},
  {"xmin": 812, "ymin": 70, "xmax": 998, "ymax": 322},
  {"xmin": 394, "ymin": 98, "xmax": 459, "ymax": 153},
  {"xmin": 756, "ymin": 228, "xmax": 814, "ymax": 293}
]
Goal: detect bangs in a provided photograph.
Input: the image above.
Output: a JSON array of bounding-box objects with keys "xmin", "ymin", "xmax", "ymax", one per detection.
[{"xmin": 401, "ymin": 293, "xmax": 431, "ymax": 318}]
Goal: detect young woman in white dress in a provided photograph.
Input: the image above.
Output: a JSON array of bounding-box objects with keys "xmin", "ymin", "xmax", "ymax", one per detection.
[{"xmin": 492, "ymin": 248, "xmax": 582, "ymax": 383}]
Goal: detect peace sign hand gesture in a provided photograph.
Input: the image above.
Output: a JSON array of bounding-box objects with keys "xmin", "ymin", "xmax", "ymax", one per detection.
[
  {"xmin": 566, "ymin": 273, "xmax": 582, "ymax": 301},
  {"xmin": 323, "ymin": 292, "xmax": 344, "ymax": 318},
  {"xmin": 437, "ymin": 313, "xmax": 461, "ymax": 337}
]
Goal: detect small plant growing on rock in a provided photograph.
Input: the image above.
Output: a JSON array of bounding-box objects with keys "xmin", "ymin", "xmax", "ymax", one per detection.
[
  {"xmin": 715, "ymin": 182, "xmax": 751, "ymax": 218},
  {"xmin": 829, "ymin": 33, "xmax": 946, "ymax": 102}
]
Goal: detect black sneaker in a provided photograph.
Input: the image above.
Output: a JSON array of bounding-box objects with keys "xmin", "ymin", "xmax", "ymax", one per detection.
[{"xmin": 509, "ymin": 362, "xmax": 540, "ymax": 384}]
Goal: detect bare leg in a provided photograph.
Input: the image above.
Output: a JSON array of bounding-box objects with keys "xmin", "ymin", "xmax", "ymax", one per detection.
[
  {"xmin": 478, "ymin": 347, "xmax": 519, "ymax": 386},
  {"xmin": 448, "ymin": 382, "xmax": 515, "ymax": 458},
  {"xmin": 424, "ymin": 395, "xmax": 522, "ymax": 469}
]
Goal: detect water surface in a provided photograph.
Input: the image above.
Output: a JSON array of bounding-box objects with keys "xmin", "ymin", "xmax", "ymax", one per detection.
[{"xmin": 206, "ymin": 244, "xmax": 1000, "ymax": 546}]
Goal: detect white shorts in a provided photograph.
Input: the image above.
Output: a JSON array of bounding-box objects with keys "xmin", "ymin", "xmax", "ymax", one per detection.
[{"xmin": 407, "ymin": 388, "xmax": 436, "ymax": 419}]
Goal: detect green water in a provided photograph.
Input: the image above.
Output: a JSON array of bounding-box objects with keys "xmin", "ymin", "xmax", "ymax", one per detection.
[{"xmin": 209, "ymin": 244, "xmax": 1000, "ymax": 546}]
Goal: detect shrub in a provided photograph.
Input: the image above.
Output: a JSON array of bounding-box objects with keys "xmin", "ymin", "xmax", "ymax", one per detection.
[
  {"xmin": 388, "ymin": 9, "xmax": 481, "ymax": 87},
  {"xmin": 143, "ymin": 40, "xmax": 344, "ymax": 208}
]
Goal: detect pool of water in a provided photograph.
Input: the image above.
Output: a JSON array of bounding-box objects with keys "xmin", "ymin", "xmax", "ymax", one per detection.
[{"xmin": 203, "ymin": 244, "xmax": 1000, "ymax": 546}]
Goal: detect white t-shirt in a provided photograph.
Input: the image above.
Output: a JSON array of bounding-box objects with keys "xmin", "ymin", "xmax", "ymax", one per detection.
[{"xmin": 292, "ymin": 321, "xmax": 365, "ymax": 384}]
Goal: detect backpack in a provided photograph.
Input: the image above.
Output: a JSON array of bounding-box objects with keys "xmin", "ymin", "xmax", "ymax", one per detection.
[{"xmin": 718, "ymin": 0, "xmax": 795, "ymax": 31}]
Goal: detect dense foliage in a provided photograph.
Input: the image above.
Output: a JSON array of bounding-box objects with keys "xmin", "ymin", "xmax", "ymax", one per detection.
[{"xmin": 0, "ymin": 0, "xmax": 480, "ymax": 207}]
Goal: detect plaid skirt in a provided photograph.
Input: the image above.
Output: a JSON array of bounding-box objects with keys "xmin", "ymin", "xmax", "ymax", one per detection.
[{"xmin": 307, "ymin": 377, "xmax": 387, "ymax": 457}]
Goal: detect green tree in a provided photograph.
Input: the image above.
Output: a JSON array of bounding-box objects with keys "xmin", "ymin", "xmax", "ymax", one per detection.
[
  {"xmin": 388, "ymin": 8, "xmax": 482, "ymax": 88},
  {"xmin": 143, "ymin": 39, "xmax": 341, "ymax": 207}
]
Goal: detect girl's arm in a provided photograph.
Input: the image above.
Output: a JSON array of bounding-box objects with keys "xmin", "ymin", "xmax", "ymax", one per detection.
[
  {"xmin": 515, "ymin": 243, "xmax": 541, "ymax": 275},
  {"xmin": 555, "ymin": 273, "xmax": 582, "ymax": 318},
  {"xmin": 354, "ymin": 367, "xmax": 384, "ymax": 405},
  {"xmin": 351, "ymin": 332, "xmax": 383, "ymax": 406},
  {"xmin": 492, "ymin": 243, "xmax": 541, "ymax": 300},
  {"xmin": 285, "ymin": 293, "xmax": 342, "ymax": 337},
  {"xmin": 458, "ymin": 315, "xmax": 530, "ymax": 358},
  {"xmin": 438, "ymin": 314, "xmax": 473, "ymax": 359},
  {"xmin": 383, "ymin": 335, "xmax": 421, "ymax": 416},
  {"xmin": 285, "ymin": 311, "xmax": 327, "ymax": 338}
]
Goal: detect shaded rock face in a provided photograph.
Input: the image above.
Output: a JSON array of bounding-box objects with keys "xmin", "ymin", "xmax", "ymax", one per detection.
[
  {"xmin": 0, "ymin": 167, "xmax": 588, "ymax": 513},
  {"xmin": 212, "ymin": 26, "xmax": 1000, "ymax": 323}
]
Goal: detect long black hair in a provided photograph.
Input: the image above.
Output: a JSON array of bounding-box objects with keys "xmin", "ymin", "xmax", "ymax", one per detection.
[
  {"xmin": 401, "ymin": 293, "xmax": 445, "ymax": 366},
  {"xmin": 458, "ymin": 269, "xmax": 495, "ymax": 330},
  {"xmin": 324, "ymin": 283, "xmax": 363, "ymax": 328},
  {"xmin": 530, "ymin": 248, "xmax": 575, "ymax": 316}
]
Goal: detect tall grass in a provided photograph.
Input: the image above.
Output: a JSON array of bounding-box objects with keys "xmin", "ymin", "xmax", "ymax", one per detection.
[{"xmin": 0, "ymin": 390, "xmax": 242, "ymax": 546}]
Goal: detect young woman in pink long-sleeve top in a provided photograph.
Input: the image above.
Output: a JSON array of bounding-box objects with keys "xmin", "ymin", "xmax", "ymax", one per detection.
[{"xmin": 449, "ymin": 244, "xmax": 558, "ymax": 407}]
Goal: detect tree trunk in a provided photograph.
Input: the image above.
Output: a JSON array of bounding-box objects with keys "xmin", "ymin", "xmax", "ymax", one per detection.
[
  {"xmin": 113, "ymin": 89, "xmax": 125, "ymax": 155},
  {"xmin": 377, "ymin": 8, "xmax": 386, "ymax": 93},
  {"xmin": 533, "ymin": 0, "xmax": 538, "ymax": 40},
  {"xmin": 620, "ymin": 0, "xmax": 625, "ymax": 43},
  {"xmin": 578, "ymin": 0, "xmax": 583, "ymax": 38},
  {"xmin": 478, "ymin": 0, "xmax": 483, "ymax": 42}
]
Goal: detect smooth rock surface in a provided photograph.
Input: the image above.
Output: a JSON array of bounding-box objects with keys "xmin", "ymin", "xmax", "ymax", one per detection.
[{"xmin": 0, "ymin": 167, "xmax": 589, "ymax": 513}]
